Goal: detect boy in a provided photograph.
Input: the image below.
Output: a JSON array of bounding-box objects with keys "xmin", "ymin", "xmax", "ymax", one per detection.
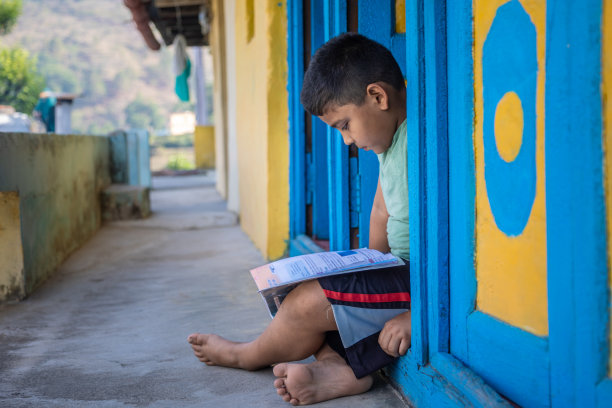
[{"xmin": 188, "ymin": 33, "xmax": 411, "ymax": 406}]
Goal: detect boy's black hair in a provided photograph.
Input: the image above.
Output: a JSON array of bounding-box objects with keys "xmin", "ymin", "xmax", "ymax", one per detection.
[{"xmin": 300, "ymin": 32, "xmax": 405, "ymax": 116}]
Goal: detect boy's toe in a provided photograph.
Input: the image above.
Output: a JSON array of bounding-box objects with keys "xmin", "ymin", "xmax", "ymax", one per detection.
[{"xmin": 273, "ymin": 362, "xmax": 289, "ymax": 378}]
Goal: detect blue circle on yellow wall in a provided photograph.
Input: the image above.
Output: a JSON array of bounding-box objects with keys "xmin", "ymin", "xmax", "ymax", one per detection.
[{"xmin": 482, "ymin": 0, "xmax": 537, "ymax": 237}]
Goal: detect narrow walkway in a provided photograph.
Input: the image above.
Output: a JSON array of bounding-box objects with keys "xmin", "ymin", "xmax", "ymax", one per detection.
[{"xmin": 0, "ymin": 175, "xmax": 408, "ymax": 407}]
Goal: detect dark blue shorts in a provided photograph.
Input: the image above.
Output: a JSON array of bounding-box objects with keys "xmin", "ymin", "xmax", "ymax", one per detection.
[{"xmin": 317, "ymin": 260, "xmax": 410, "ymax": 378}]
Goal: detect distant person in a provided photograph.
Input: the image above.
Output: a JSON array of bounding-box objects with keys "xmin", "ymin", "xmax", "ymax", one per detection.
[
  {"xmin": 188, "ymin": 33, "xmax": 411, "ymax": 406},
  {"xmin": 33, "ymin": 89, "xmax": 56, "ymax": 132}
]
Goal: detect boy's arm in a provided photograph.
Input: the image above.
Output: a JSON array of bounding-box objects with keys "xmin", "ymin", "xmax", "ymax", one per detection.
[
  {"xmin": 371, "ymin": 179, "xmax": 411, "ymax": 357},
  {"xmin": 369, "ymin": 178, "xmax": 390, "ymax": 253}
]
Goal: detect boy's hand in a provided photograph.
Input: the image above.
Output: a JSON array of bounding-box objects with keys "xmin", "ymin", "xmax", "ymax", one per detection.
[{"xmin": 378, "ymin": 311, "xmax": 411, "ymax": 357}]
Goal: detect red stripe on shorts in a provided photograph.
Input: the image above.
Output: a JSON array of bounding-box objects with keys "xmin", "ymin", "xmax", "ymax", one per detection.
[{"xmin": 322, "ymin": 289, "xmax": 411, "ymax": 303}]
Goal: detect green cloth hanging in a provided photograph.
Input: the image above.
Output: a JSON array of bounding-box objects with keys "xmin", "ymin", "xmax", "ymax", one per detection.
[{"xmin": 174, "ymin": 34, "xmax": 191, "ymax": 102}]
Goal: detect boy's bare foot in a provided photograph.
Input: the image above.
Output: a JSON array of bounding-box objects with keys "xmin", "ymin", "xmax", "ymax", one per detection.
[
  {"xmin": 187, "ymin": 333, "xmax": 245, "ymax": 368},
  {"xmin": 272, "ymin": 356, "xmax": 373, "ymax": 405}
]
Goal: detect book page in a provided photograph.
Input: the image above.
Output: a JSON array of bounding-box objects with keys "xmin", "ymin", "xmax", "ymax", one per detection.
[{"xmin": 250, "ymin": 248, "xmax": 398, "ymax": 292}]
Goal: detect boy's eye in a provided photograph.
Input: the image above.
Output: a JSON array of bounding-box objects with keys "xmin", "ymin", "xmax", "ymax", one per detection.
[{"xmin": 341, "ymin": 122, "xmax": 349, "ymax": 131}]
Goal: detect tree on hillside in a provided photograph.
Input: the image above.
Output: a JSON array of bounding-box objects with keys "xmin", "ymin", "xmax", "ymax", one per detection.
[
  {"xmin": 0, "ymin": 0, "xmax": 44, "ymax": 113},
  {"xmin": 38, "ymin": 59, "xmax": 80, "ymax": 94},
  {"xmin": 107, "ymin": 70, "xmax": 135, "ymax": 98},
  {"xmin": 125, "ymin": 97, "xmax": 165, "ymax": 130},
  {"xmin": 0, "ymin": 0, "xmax": 21, "ymax": 34},
  {"xmin": 0, "ymin": 47, "xmax": 44, "ymax": 113}
]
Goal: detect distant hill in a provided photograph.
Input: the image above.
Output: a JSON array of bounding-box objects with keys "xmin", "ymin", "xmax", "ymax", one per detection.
[{"xmin": 1, "ymin": 0, "xmax": 210, "ymax": 135}]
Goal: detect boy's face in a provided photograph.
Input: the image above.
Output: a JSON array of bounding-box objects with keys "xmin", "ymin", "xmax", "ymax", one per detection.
[{"xmin": 318, "ymin": 84, "xmax": 397, "ymax": 154}]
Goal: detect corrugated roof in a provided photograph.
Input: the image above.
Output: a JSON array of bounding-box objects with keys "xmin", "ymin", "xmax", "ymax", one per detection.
[{"xmin": 124, "ymin": 0, "xmax": 211, "ymax": 50}]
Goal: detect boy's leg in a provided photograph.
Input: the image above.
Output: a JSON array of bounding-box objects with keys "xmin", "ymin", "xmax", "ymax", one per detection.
[
  {"xmin": 273, "ymin": 343, "xmax": 373, "ymax": 406},
  {"xmin": 187, "ymin": 280, "xmax": 338, "ymax": 371}
]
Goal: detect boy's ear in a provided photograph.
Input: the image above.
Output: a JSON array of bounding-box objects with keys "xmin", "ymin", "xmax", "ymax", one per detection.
[{"xmin": 366, "ymin": 83, "xmax": 389, "ymax": 110}]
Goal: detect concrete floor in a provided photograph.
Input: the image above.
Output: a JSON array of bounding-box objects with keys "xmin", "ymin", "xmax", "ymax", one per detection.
[{"xmin": 0, "ymin": 174, "xmax": 408, "ymax": 407}]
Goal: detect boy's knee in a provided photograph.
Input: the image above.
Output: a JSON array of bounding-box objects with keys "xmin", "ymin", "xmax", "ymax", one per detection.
[{"xmin": 281, "ymin": 280, "xmax": 331, "ymax": 320}]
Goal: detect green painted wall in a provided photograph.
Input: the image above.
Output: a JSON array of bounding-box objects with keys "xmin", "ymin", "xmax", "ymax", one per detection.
[{"xmin": 0, "ymin": 133, "xmax": 111, "ymax": 297}]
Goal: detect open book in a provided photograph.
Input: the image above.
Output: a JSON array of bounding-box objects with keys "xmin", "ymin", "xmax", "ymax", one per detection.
[{"xmin": 250, "ymin": 248, "xmax": 402, "ymax": 317}]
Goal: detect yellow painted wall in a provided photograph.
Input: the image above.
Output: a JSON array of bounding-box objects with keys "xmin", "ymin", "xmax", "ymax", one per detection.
[
  {"xmin": 234, "ymin": 0, "xmax": 289, "ymax": 259},
  {"xmin": 265, "ymin": 0, "xmax": 290, "ymax": 259},
  {"xmin": 473, "ymin": 0, "xmax": 548, "ymax": 336},
  {"xmin": 395, "ymin": 0, "xmax": 406, "ymax": 34},
  {"xmin": 210, "ymin": 0, "xmax": 229, "ymax": 199},
  {"xmin": 603, "ymin": 0, "xmax": 612, "ymax": 378},
  {"xmin": 194, "ymin": 125, "xmax": 215, "ymax": 169},
  {"xmin": 0, "ymin": 192, "xmax": 25, "ymax": 301}
]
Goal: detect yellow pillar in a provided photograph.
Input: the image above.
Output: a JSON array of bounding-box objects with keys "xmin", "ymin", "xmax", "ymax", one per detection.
[
  {"xmin": 0, "ymin": 192, "xmax": 25, "ymax": 301},
  {"xmin": 265, "ymin": 0, "xmax": 289, "ymax": 260},
  {"xmin": 194, "ymin": 125, "xmax": 215, "ymax": 169},
  {"xmin": 235, "ymin": 0, "xmax": 289, "ymax": 260}
]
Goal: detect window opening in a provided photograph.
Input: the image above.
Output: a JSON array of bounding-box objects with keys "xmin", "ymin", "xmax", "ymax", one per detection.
[{"xmin": 348, "ymin": 0, "xmax": 358, "ymax": 32}]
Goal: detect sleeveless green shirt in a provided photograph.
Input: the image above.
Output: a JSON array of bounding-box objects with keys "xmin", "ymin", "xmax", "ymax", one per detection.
[{"xmin": 376, "ymin": 119, "xmax": 409, "ymax": 259}]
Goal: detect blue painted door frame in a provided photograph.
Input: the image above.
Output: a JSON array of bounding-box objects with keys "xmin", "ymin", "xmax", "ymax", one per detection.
[
  {"xmin": 446, "ymin": 1, "xmax": 612, "ymax": 407},
  {"xmin": 447, "ymin": 0, "xmax": 549, "ymax": 406},
  {"xmin": 308, "ymin": 1, "xmax": 331, "ymax": 242},
  {"xmin": 287, "ymin": 0, "xmax": 306, "ymax": 245},
  {"xmin": 546, "ymin": 2, "xmax": 611, "ymax": 407},
  {"xmin": 325, "ymin": 0, "xmax": 351, "ymax": 252},
  {"xmin": 288, "ymin": 0, "xmax": 348, "ymax": 254},
  {"xmin": 288, "ymin": 0, "xmax": 612, "ymax": 406}
]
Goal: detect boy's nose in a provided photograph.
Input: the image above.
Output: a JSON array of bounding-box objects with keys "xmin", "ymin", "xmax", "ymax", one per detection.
[{"xmin": 341, "ymin": 133, "xmax": 352, "ymax": 146}]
